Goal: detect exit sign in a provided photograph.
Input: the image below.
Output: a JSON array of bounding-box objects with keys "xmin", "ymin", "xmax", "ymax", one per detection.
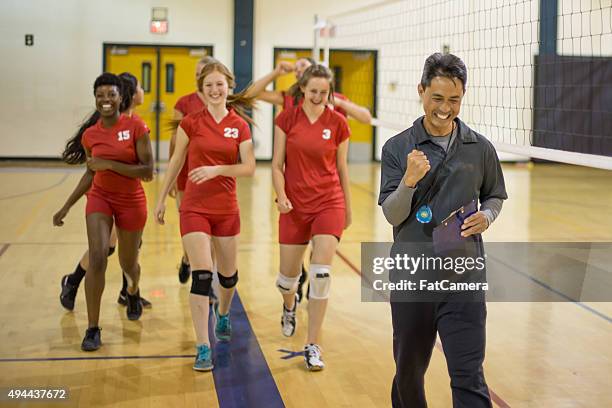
[{"xmin": 150, "ymin": 20, "xmax": 168, "ymax": 34}]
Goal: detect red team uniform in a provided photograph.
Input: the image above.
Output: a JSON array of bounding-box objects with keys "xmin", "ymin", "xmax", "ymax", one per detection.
[
  {"xmin": 281, "ymin": 91, "xmax": 348, "ymax": 117},
  {"xmin": 178, "ymin": 108, "xmax": 251, "ymax": 237},
  {"xmin": 275, "ymin": 105, "xmax": 350, "ymax": 244},
  {"xmin": 82, "ymin": 114, "xmax": 149, "ymax": 231},
  {"xmin": 174, "ymin": 92, "xmax": 207, "ymax": 191}
]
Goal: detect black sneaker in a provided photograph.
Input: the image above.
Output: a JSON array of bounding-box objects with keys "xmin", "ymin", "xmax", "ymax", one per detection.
[
  {"xmin": 297, "ymin": 265, "xmax": 308, "ymax": 303},
  {"xmin": 81, "ymin": 327, "xmax": 101, "ymax": 351},
  {"xmin": 60, "ymin": 274, "xmax": 78, "ymax": 311},
  {"xmin": 126, "ymin": 290, "xmax": 143, "ymax": 321},
  {"xmin": 118, "ymin": 290, "xmax": 152, "ymax": 309},
  {"xmin": 178, "ymin": 258, "xmax": 191, "ymax": 284}
]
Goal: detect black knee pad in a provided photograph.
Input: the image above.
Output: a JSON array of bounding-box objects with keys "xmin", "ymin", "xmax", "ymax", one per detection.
[
  {"xmin": 191, "ymin": 270, "xmax": 213, "ymax": 296},
  {"xmin": 218, "ymin": 270, "xmax": 238, "ymax": 289},
  {"xmin": 107, "ymin": 246, "xmax": 116, "ymax": 257}
]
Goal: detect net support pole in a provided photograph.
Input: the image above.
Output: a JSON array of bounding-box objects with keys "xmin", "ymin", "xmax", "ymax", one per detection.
[
  {"xmin": 539, "ymin": 0, "xmax": 558, "ymax": 55},
  {"xmin": 313, "ymin": 14, "xmax": 321, "ymax": 63}
]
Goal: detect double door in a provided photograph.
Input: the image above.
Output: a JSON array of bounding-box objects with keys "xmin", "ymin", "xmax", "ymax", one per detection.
[{"xmin": 104, "ymin": 44, "xmax": 213, "ymax": 161}]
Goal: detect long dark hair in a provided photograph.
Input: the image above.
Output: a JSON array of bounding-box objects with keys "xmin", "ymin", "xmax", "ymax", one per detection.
[
  {"xmin": 118, "ymin": 72, "xmax": 137, "ymax": 112},
  {"xmin": 287, "ymin": 64, "xmax": 335, "ymax": 107},
  {"xmin": 62, "ymin": 73, "xmax": 124, "ymax": 164},
  {"xmin": 286, "ymin": 57, "xmax": 316, "ymax": 105}
]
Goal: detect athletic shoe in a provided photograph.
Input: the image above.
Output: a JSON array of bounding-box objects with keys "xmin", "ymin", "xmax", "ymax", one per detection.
[
  {"xmin": 304, "ymin": 343, "xmax": 324, "ymax": 371},
  {"xmin": 81, "ymin": 327, "xmax": 101, "ymax": 351},
  {"xmin": 193, "ymin": 344, "xmax": 214, "ymax": 371},
  {"xmin": 178, "ymin": 258, "xmax": 190, "ymax": 284},
  {"xmin": 281, "ymin": 295, "xmax": 297, "ymax": 337},
  {"xmin": 126, "ymin": 290, "xmax": 143, "ymax": 321},
  {"xmin": 297, "ymin": 265, "xmax": 308, "ymax": 303},
  {"xmin": 214, "ymin": 303, "xmax": 231, "ymax": 342},
  {"xmin": 117, "ymin": 291, "xmax": 152, "ymax": 309},
  {"xmin": 60, "ymin": 274, "xmax": 78, "ymax": 311}
]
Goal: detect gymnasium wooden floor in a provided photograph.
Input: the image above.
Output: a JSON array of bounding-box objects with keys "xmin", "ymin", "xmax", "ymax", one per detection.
[{"xmin": 0, "ymin": 162, "xmax": 610, "ymax": 407}]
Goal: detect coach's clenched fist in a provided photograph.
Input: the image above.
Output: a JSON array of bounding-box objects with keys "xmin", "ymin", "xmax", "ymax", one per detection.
[{"xmin": 404, "ymin": 149, "xmax": 431, "ymax": 187}]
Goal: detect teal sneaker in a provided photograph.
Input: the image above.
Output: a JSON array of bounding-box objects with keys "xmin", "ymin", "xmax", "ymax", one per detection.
[
  {"xmin": 214, "ymin": 303, "xmax": 231, "ymax": 342},
  {"xmin": 193, "ymin": 344, "xmax": 213, "ymax": 371}
]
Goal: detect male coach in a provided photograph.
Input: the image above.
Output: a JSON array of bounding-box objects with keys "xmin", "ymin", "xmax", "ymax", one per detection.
[{"xmin": 378, "ymin": 53, "xmax": 508, "ymax": 407}]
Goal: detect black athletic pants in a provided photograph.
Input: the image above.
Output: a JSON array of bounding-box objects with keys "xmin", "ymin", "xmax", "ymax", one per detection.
[{"xmin": 390, "ymin": 300, "xmax": 492, "ymax": 408}]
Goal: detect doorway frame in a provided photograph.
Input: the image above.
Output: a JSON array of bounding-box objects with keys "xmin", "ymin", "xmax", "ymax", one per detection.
[
  {"xmin": 102, "ymin": 42, "xmax": 214, "ymax": 162},
  {"xmin": 272, "ymin": 47, "xmax": 378, "ymax": 161}
]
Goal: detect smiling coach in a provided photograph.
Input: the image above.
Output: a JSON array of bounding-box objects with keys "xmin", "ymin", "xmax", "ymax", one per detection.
[{"xmin": 378, "ymin": 53, "xmax": 508, "ymax": 407}]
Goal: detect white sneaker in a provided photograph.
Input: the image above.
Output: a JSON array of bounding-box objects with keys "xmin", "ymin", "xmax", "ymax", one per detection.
[
  {"xmin": 304, "ymin": 343, "xmax": 324, "ymax": 371},
  {"xmin": 281, "ymin": 297, "xmax": 297, "ymax": 337}
]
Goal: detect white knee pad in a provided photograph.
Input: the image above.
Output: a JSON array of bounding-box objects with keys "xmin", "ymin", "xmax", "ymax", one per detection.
[
  {"xmin": 276, "ymin": 272, "xmax": 300, "ymax": 295},
  {"xmin": 309, "ymin": 264, "xmax": 331, "ymax": 299}
]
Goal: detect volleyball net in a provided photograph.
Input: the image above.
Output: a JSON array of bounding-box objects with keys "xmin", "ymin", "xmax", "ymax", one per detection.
[{"xmin": 315, "ymin": 0, "xmax": 612, "ymax": 169}]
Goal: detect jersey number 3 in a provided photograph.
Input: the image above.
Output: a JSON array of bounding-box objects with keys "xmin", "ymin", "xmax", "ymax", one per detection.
[
  {"xmin": 322, "ymin": 129, "xmax": 331, "ymax": 140},
  {"xmin": 224, "ymin": 128, "xmax": 239, "ymax": 139}
]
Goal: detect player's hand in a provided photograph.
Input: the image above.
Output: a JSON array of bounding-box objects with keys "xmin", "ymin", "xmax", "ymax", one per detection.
[
  {"xmin": 141, "ymin": 168, "xmax": 156, "ymax": 183},
  {"xmin": 275, "ymin": 61, "xmax": 295, "ymax": 76},
  {"xmin": 53, "ymin": 207, "xmax": 69, "ymax": 226},
  {"xmin": 404, "ymin": 150, "xmax": 431, "ymax": 187},
  {"xmin": 344, "ymin": 209, "xmax": 352, "ymax": 229},
  {"xmin": 87, "ymin": 157, "xmax": 111, "ymax": 172},
  {"xmin": 168, "ymin": 182, "xmax": 177, "ymax": 198},
  {"xmin": 461, "ymin": 211, "xmax": 489, "ymax": 237},
  {"xmin": 276, "ymin": 196, "xmax": 293, "ymax": 213},
  {"xmin": 154, "ymin": 202, "xmax": 166, "ymax": 225},
  {"xmin": 189, "ymin": 166, "xmax": 220, "ymax": 184}
]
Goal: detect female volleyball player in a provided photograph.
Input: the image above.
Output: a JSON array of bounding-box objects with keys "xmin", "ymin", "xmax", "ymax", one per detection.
[
  {"xmin": 57, "ymin": 73, "xmax": 152, "ymax": 311},
  {"xmin": 272, "ymin": 64, "xmax": 352, "ymax": 371},
  {"xmin": 248, "ymin": 57, "xmax": 371, "ymax": 302},
  {"xmin": 170, "ymin": 56, "xmax": 215, "ymax": 284},
  {"xmin": 154, "ymin": 61, "xmax": 256, "ymax": 371},
  {"xmin": 54, "ymin": 73, "xmax": 153, "ymax": 351}
]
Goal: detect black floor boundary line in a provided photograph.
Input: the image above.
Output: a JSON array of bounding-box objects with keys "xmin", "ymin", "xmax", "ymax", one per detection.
[
  {"xmin": 487, "ymin": 254, "xmax": 612, "ymax": 324},
  {"xmin": 0, "ymin": 173, "xmax": 69, "ymax": 200},
  {"xmin": 0, "ymin": 354, "xmax": 195, "ymax": 363}
]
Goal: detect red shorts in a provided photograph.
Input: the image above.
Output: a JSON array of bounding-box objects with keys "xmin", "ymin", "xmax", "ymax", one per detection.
[
  {"xmin": 86, "ymin": 186, "xmax": 147, "ymax": 231},
  {"xmin": 279, "ymin": 208, "xmax": 345, "ymax": 244},
  {"xmin": 176, "ymin": 163, "xmax": 188, "ymax": 191},
  {"xmin": 180, "ymin": 211, "xmax": 240, "ymax": 237}
]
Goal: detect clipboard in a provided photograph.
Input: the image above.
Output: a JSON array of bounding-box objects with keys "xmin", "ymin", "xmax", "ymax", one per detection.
[{"xmin": 432, "ymin": 200, "xmax": 481, "ymax": 256}]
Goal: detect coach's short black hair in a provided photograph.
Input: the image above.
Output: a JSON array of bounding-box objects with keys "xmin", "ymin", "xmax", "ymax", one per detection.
[{"xmin": 420, "ymin": 53, "xmax": 467, "ymax": 92}]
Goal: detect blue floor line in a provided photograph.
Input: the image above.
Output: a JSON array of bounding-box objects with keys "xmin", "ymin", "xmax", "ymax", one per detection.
[{"xmin": 210, "ymin": 292, "xmax": 285, "ymax": 408}]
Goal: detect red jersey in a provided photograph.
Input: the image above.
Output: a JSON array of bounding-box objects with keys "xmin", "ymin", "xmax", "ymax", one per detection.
[
  {"xmin": 179, "ymin": 108, "xmax": 251, "ymax": 214},
  {"xmin": 281, "ymin": 91, "xmax": 348, "ymax": 117},
  {"xmin": 82, "ymin": 114, "xmax": 149, "ymax": 194},
  {"xmin": 175, "ymin": 92, "xmax": 207, "ymax": 190},
  {"xmin": 275, "ymin": 105, "xmax": 350, "ymax": 213},
  {"xmin": 175, "ymin": 92, "xmax": 206, "ymax": 116}
]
